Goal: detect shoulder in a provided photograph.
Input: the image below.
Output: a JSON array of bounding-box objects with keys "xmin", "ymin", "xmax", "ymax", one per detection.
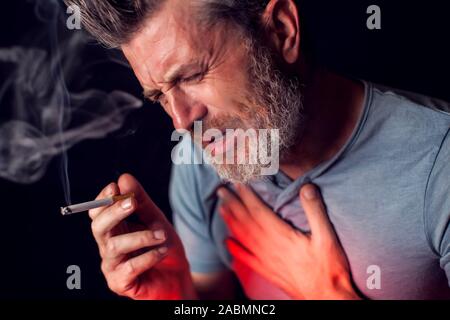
[
  {"xmin": 369, "ymin": 82, "xmax": 450, "ymax": 131},
  {"xmin": 423, "ymin": 126, "xmax": 450, "ymax": 256},
  {"xmin": 362, "ymin": 82, "xmax": 450, "ymax": 255},
  {"xmin": 354, "ymin": 82, "xmax": 450, "ymax": 160}
]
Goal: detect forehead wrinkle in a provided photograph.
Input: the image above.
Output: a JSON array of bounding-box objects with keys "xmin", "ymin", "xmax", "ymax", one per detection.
[
  {"xmin": 144, "ymin": 25, "xmax": 196, "ymax": 89},
  {"xmin": 123, "ymin": 45, "xmax": 154, "ymax": 92},
  {"xmin": 124, "ymin": 34, "xmax": 166, "ymax": 91},
  {"xmin": 163, "ymin": 59, "xmax": 202, "ymax": 83},
  {"xmin": 126, "ymin": 1, "xmax": 227, "ymax": 93},
  {"xmin": 158, "ymin": 22, "xmax": 201, "ymax": 69},
  {"xmin": 129, "ymin": 5, "xmax": 181, "ymax": 89}
]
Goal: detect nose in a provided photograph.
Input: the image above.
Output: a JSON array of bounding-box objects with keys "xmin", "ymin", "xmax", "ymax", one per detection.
[{"xmin": 167, "ymin": 88, "xmax": 208, "ymax": 131}]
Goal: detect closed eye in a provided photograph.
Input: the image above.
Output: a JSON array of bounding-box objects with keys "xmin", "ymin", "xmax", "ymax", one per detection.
[
  {"xmin": 144, "ymin": 70, "xmax": 205, "ymax": 103},
  {"xmin": 146, "ymin": 92, "xmax": 163, "ymax": 103},
  {"xmin": 180, "ymin": 72, "xmax": 204, "ymax": 84}
]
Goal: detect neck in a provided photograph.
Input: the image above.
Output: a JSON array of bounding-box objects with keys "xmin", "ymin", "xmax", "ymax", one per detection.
[{"xmin": 280, "ymin": 64, "xmax": 365, "ymax": 180}]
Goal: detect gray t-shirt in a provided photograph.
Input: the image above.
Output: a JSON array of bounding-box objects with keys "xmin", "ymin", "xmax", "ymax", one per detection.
[{"xmin": 169, "ymin": 81, "xmax": 450, "ymax": 299}]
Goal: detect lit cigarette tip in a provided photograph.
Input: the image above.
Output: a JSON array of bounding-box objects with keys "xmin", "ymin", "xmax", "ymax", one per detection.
[
  {"xmin": 61, "ymin": 207, "xmax": 72, "ymax": 215},
  {"xmin": 61, "ymin": 192, "xmax": 135, "ymax": 216}
]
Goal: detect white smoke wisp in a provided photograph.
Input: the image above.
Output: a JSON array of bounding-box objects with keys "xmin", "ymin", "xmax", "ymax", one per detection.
[{"xmin": 0, "ymin": 21, "xmax": 143, "ymax": 187}]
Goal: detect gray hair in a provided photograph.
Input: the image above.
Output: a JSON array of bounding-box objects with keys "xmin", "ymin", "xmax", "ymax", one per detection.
[{"xmin": 64, "ymin": 0, "xmax": 304, "ymax": 49}]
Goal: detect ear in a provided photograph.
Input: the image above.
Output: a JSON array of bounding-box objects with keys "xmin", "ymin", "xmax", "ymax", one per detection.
[{"xmin": 261, "ymin": 0, "xmax": 301, "ymax": 64}]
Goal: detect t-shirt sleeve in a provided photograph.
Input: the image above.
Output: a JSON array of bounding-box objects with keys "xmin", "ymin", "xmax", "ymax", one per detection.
[
  {"xmin": 424, "ymin": 127, "xmax": 450, "ymax": 287},
  {"xmin": 169, "ymin": 139, "xmax": 227, "ymax": 273}
]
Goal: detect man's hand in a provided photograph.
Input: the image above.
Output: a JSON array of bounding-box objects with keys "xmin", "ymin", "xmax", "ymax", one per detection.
[
  {"xmin": 89, "ymin": 173, "xmax": 196, "ymax": 300},
  {"xmin": 217, "ymin": 183, "xmax": 360, "ymax": 300}
]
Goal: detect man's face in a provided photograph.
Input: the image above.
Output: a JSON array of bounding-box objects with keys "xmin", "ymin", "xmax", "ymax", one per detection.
[{"xmin": 123, "ymin": 1, "xmax": 304, "ymax": 182}]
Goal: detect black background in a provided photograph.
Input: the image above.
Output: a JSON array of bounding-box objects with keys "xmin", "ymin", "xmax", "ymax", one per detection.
[{"xmin": 0, "ymin": 0, "xmax": 448, "ymax": 299}]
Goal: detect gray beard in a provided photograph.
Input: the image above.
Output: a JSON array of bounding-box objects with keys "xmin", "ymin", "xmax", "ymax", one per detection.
[{"xmin": 206, "ymin": 38, "xmax": 305, "ymax": 183}]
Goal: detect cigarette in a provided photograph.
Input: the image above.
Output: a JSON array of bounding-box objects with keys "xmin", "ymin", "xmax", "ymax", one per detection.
[{"xmin": 61, "ymin": 193, "xmax": 135, "ymax": 216}]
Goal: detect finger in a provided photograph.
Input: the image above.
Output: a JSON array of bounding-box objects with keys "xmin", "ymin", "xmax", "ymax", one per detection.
[
  {"xmin": 89, "ymin": 182, "xmax": 120, "ymax": 219},
  {"xmin": 103, "ymin": 229, "xmax": 166, "ymax": 262},
  {"xmin": 299, "ymin": 184, "xmax": 338, "ymax": 244},
  {"xmin": 118, "ymin": 173, "xmax": 167, "ymax": 225},
  {"xmin": 91, "ymin": 196, "xmax": 137, "ymax": 244},
  {"xmin": 219, "ymin": 205, "xmax": 255, "ymax": 243},
  {"xmin": 217, "ymin": 187, "xmax": 250, "ymax": 222},
  {"xmin": 219, "ymin": 205, "xmax": 242, "ymax": 237},
  {"xmin": 225, "ymin": 238, "xmax": 266, "ymax": 277},
  {"xmin": 104, "ymin": 246, "xmax": 168, "ymax": 295},
  {"xmin": 116, "ymin": 246, "xmax": 169, "ymax": 286},
  {"xmin": 234, "ymin": 183, "xmax": 271, "ymax": 214},
  {"xmin": 219, "ymin": 205, "xmax": 235, "ymax": 227},
  {"xmin": 227, "ymin": 238, "xmax": 303, "ymax": 297},
  {"xmin": 235, "ymin": 183, "xmax": 295, "ymax": 233}
]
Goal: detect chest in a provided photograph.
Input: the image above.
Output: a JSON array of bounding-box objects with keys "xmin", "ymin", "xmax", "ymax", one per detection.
[{"xmin": 208, "ymin": 180, "xmax": 449, "ymax": 299}]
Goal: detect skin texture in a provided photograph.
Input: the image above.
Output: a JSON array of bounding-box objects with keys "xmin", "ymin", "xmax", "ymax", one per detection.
[
  {"xmin": 123, "ymin": 1, "xmax": 252, "ymax": 132},
  {"xmin": 89, "ymin": 174, "xmax": 197, "ymax": 299},
  {"xmin": 89, "ymin": 0, "xmax": 366, "ymax": 299},
  {"xmin": 218, "ymin": 183, "xmax": 361, "ymax": 300}
]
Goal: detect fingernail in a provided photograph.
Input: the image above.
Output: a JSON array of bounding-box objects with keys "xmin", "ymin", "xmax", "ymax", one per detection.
[
  {"xmin": 217, "ymin": 188, "xmax": 225, "ymax": 199},
  {"xmin": 158, "ymin": 246, "xmax": 168, "ymax": 254},
  {"xmin": 153, "ymin": 229, "xmax": 165, "ymax": 240},
  {"xmin": 302, "ymin": 184, "xmax": 318, "ymax": 200},
  {"xmin": 121, "ymin": 198, "xmax": 132, "ymax": 210}
]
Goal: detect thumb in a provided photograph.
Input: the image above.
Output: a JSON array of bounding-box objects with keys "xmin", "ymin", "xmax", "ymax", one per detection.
[
  {"xmin": 299, "ymin": 184, "xmax": 337, "ymax": 244},
  {"xmin": 117, "ymin": 173, "xmax": 167, "ymax": 225}
]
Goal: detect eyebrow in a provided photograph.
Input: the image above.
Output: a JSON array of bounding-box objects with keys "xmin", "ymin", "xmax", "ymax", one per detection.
[
  {"xmin": 143, "ymin": 61, "xmax": 202, "ymax": 100},
  {"xmin": 143, "ymin": 88, "xmax": 162, "ymax": 101}
]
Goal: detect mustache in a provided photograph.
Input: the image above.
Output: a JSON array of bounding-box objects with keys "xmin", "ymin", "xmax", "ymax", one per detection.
[
  {"xmin": 190, "ymin": 115, "xmax": 248, "ymax": 137},
  {"xmin": 189, "ymin": 101, "xmax": 271, "ymax": 137}
]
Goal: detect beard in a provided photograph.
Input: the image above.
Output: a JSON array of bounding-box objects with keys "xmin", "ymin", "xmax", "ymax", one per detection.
[{"xmin": 195, "ymin": 36, "xmax": 305, "ymax": 183}]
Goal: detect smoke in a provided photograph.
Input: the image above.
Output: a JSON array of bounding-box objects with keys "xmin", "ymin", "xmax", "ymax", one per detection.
[{"xmin": 0, "ymin": 1, "xmax": 143, "ymax": 204}]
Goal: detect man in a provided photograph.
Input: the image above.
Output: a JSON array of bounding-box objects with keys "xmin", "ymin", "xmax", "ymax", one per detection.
[{"xmin": 67, "ymin": 0, "xmax": 450, "ymax": 299}]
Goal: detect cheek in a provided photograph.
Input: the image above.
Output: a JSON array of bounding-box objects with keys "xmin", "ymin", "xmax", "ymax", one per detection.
[{"xmin": 184, "ymin": 77, "xmax": 252, "ymax": 118}]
